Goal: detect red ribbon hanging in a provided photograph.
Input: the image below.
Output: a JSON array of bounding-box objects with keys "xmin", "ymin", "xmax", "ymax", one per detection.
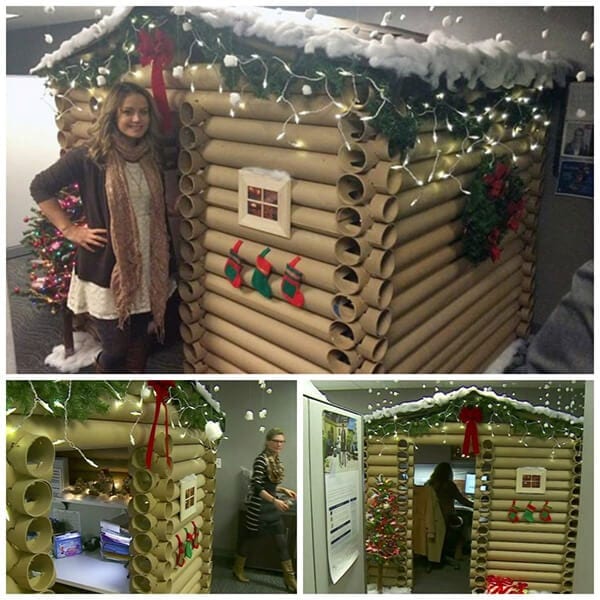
[
  {"xmin": 137, "ymin": 29, "xmax": 175, "ymax": 133},
  {"xmin": 175, "ymin": 533, "xmax": 186, "ymax": 567},
  {"xmin": 459, "ymin": 406, "xmax": 483, "ymax": 456},
  {"xmin": 145, "ymin": 380, "xmax": 175, "ymax": 469},
  {"xmin": 191, "ymin": 521, "xmax": 200, "ymax": 549}
]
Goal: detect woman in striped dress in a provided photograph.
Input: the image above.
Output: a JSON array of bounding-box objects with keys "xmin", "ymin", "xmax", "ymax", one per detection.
[{"xmin": 233, "ymin": 428, "xmax": 297, "ymax": 592}]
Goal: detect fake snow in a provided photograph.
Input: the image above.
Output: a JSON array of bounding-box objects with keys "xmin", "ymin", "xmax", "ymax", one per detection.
[
  {"xmin": 44, "ymin": 330, "xmax": 101, "ymax": 373},
  {"xmin": 31, "ymin": 6, "xmax": 572, "ymax": 91}
]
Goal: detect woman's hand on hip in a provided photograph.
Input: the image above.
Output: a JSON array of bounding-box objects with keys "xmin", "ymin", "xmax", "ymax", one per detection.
[{"xmin": 64, "ymin": 224, "xmax": 108, "ymax": 252}]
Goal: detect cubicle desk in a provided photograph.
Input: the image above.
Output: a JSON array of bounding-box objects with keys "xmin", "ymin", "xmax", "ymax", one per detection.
[
  {"xmin": 239, "ymin": 507, "xmax": 297, "ymax": 572},
  {"xmin": 54, "ymin": 550, "xmax": 129, "ymax": 593}
]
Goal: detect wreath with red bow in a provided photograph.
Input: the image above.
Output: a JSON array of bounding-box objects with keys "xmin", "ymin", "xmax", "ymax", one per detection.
[{"xmin": 462, "ymin": 158, "xmax": 526, "ymax": 264}]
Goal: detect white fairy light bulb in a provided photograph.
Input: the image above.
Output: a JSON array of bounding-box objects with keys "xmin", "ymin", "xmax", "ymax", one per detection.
[
  {"xmin": 245, "ymin": 410, "xmax": 254, "ymax": 421},
  {"xmin": 259, "ymin": 409, "xmax": 267, "ymax": 419},
  {"xmin": 213, "ymin": 385, "xmax": 220, "ymax": 393},
  {"xmin": 581, "ymin": 31, "xmax": 591, "ymax": 43},
  {"xmin": 455, "ymin": 16, "xmax": 463, "ymax": 24},
  {"xmin": 172, "ymin": 65, "xmax": 184, "ymax": 79},
  {"xmin": 541, "ymin": 29, "xmax": 549, "ymax": 39},
  {"xmin": 229, "ymin": 92, "xmax": 241, "ymax": 107},
  {"xmin": 259, "ymin": 426, "xmax": 265, "ymax": 433},
  {"xmin": 44, "ymin": 33, "xmax": 54, "ymax": 44},
  {"xmin": 223, "ymin": 54, "xmax": 239, "ymax": 68},
  {"xmin": 576, "ymin": 70, "xmax": 587, "ymax": 82},
  {"xmin": 182, "ymin": 21, "xmax": 192, "ymax": 32},
  {"xmin": 266, "ymin": 388, "xmax": 273, "ymax": 394},
  {"xmin": 442, "ymin": 15, "xmax": 452, "ymax": 28},
  {"xmin": 302, "ymin": 84, "xmax": 313, "ymax": 96},
  {"xmin": 495, "ymin": 33, "xmax": 503, "ymax": 42},
  {"xmin": 96, "ymin": 75, "xmax": 107, "ymax": 87}
]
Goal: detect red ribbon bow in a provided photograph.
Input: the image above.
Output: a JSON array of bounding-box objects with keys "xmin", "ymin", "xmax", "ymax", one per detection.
[
  {"xmin": 459, "ymin": 406, "xmax": 483, "ymax": 456},
  {"xmin": 137, "ymin": 28, "xmax": 175, "ymax": 133},
  {"xmin": 145, "ymin": 380, "xmax": 175, "ymax": 469}
]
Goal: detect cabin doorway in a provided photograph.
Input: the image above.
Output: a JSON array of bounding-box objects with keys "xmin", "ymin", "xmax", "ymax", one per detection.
[{"xmin": 411, "ymin": 443, "xmax": 475, "ymax": 593}]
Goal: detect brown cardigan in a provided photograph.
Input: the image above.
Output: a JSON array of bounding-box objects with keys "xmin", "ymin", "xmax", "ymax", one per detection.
[{"xmin": 30, "ymin": 146, "xmax": 171, "ymax": 288}]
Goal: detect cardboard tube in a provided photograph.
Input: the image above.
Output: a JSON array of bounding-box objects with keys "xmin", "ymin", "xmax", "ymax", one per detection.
[
  {"xmin": 179, "ymin": 301, "xmax": 204, "ymax": 325},
  {"xmin": 203, "ymin": 294, "xmax": 333, "ymax": 369},
  {"xmin": 122, "ymin": 64, "xmax": 223, "ymax": 91},
  {"xmin": 339, "ymin": 112, "xmax": 376, "ymax": 142},
  {"xmin": 407, "ymin": 130, "xmax": 464, "ymax": 161},
  {"xmin": 204, "ymin": 115, "xmax": 341, "ymax": 154},
  {"xmin": 367, "ymin": 134, "xmax": 401, "ymax": 162},
  {"xmin": 154, "ymin": 478, "xmax": 179, "ymax": 502},
  {"xmin": 205, "ymin": 185, "xmax": 339, "ymax": 236},
  {"xmin": 367, "ymin": 162, "xmax": 403, "ymax": 194},
  {"xmin": 360, "ymin": 307, "xmax": 392, "ymax": 337},
  {"xmin": 179, "ymin": 125, "xmax": 209, "ymax": 150},
  {"xmin": 131, "ymin": 552, "xmax": 162, "ymax": 576},
  {"xmin": 334, "ymin": 264, "xmax": 369, "ymax": 295},
  {"xmin": 389, "ymin": 247, "xmax": 521, "ymax": 340},
  {"xmin": 357, "ymin": 335, "xmax": 388, "ymax": 362},
  {"xmin": 336, "ymin": 206, "xmax": 373, "ymax": 236},
  {"xmin": 490, "ymin": 488, "xmax": 570, "ymax": 502},
  {"xmin": 205, "ymin": 273, "xmax": 331, "ymax": 342},
  {"xmin": 332, "ymin": 293, "xmax": 367, "ymax": 322},
  {"xmin": 179, "ymin": 261, "xmax": 205, "ymax": 282},
  {"xmin": 151, "ymin": 500, "xmax": 181, "ymax": 520},
  {"xmin": 204, "ymin": 230, "xmax": 336, "ymax": 292},
  {"xmin": 386, "ymin": 269, "xmax": 522, "ymax": 370},
  {"xmin": 492, "ymin": 457, "xmax": 572, "ymax": 470},
  {"xmin": 202, "ymin": 139, "xmax": 343, "ymax": 184},
  {"xmin": 179, "ymin": 239, "xmax": 205, "ymax": 264},
  {"xmin": 369, "ymin": 194, "xmax": 400, "ymax": 224},
  {"xmin": 337, "ymin": 173, "xmax": 376, "ymax": 204},
  {"xmin": 366, "ymin": 222, "xmax": 397, "ymax": 249},
  {"xmin": 204, "ymin": 164, "xmax": 340, "ymax": 211},
  {"xmin": 363, "ymin": 249, "xmax": 395, "ymax": 279},
  {"xmin": 183, "ymin": 341, "xmax": 206, "ymax": 368},
  {"xmin": 334, "ymin": 236, "xmax": 371, "ymax": 266},
  {"xmin": 183, "ymin": 90, "xmax": 343, "ymax": 127},
  {"xmin": 69, "ymin": 120, "xmax": 94, "ymax": 139},
  {"xmin": 180, "ymin": 99, "xmax": 210, "ymax": 126},
  {"xmin": 8, "ymin": 551, "xmax": 55, "ymax": 592},
  {"xmin": 178, "ymin": 149, "xmax": 207, "ymax": 174},
  {"xmin": 361, "ymin": 277, "xmax": 393, "ymax": 309},
  {"xmin": 7, "ymin": 432, "xmax": 55, "ymax": 479},
  {"xmin": 205, "ymin": 206, "xmax": 338, "ymax": 264},
  {"xmin": 329, "ymin": 320, "xmax": 366, "ymax": 350},
  {"xmin": 483, "ymin": 569, "xmax": 562, "ymax": 584},
  {"xmin": 131, "ymin": 512, "xmax": 158, "ymax": 534},
  {"xmin": 181, "ymin": 322, "xmax": 204, "ymax": 345},
  {"xmin": 8, "ymin": 479, "xmax": 53, "ymax": 517},
  {"xmin": 395, "ymin": 197, "xmax": 466, "ymax": 244},
  {"xmin": 486, "ymin": 550, "xmax": 564, "ymax": 564},
  {"xmin": 178, "ymin": 194, "xmax": 204, "ymax": 219},
  {"xmin": 180, "ymin": 173, "xmax": 207, "ymax": 195},
  {"xmin": 7, "ymin": 516, "xmax": 53, "ymax": 553},
  {"xmin": 179, "ymin": 280, "xmax": 203, "ymax": 303},
  {"xmin": 326, "ymin": 349, "xmax": 361, "ymax": 374},
  {"xmin": 338, "ymin": 142, "xmax": 378, "ymax": 173}
]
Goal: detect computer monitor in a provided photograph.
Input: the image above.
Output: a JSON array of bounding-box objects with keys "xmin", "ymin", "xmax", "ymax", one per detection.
[{"xmin": 464, "ymin": 473, "xmax": 476, "ymax": 495}]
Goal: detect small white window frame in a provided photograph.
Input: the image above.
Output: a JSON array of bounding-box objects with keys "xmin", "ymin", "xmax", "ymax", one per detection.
[
  {"xmin": 179, "ymin": 474, "xmax": 198, "ymax": 521},
  {"xmin": 238, "ymin": 167, "xmax": 291, "ymax": 238},
  {"xmin": 515, "ymin": 466, "xmax": 547, "ymax": 494}
]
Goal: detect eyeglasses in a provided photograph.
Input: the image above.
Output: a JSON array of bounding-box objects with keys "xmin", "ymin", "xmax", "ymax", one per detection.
[{"xmin": 270, "ymin": 439, "xmax": 286, "ymax": 444}]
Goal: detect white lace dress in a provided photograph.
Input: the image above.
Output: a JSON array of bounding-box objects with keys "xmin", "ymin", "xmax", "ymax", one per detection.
[{"xmin": 67, "ymin": 162, "xmax": 152, "ymax": 320}]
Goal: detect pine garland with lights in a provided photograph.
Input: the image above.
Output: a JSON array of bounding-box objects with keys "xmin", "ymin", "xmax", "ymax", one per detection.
[
  {"xmin": 15, "ymin": 186, "xmax": 83, "ymax": 312},
  {"xmin": 365, "ymin": 389, "xmax": 583, "ymax": 441},
  {"xmin": 462, "ymin": 158, "xmax": 526, "ymax": 263},
  {"xmin": 365, "ymin": 475, "xmax": 407, "ymax": 591},
  {"xmin": 167, "ymin": 381, "xmax": 226, "ymax": 433}
]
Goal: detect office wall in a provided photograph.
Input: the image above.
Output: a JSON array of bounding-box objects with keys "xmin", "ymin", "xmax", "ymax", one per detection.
[{"xmin": 212, "ymin": 380, "xmax": 297, "ymax": 556}]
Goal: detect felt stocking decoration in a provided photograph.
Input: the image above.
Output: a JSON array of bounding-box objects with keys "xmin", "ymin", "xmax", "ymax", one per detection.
[
  {"xmin": 508, "ymin": 499, "xmax": 520, "ymax": 522},
  {"xmin": 224, "ymin": 240, "xmax": 244, "ymax": 288},
  {"xmin": 281, "ymin": 256, "xmax": 304, "ymax": 307},
  {"xmin": 539, "ymin": 500, "xmax": 552, "ymax": 522},
  {"xmin": 184, "ymin": 528, "xmax": 194, "ymax": 558},
  {"xmin": 252, "ymin": 247, "xmax": 273, "ymax": 298},
  {"xmin": 523, "ymin": 502, "xmax": 536, "ymax": 523}
]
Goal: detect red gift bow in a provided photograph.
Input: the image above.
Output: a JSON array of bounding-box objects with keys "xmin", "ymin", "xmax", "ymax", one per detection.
[
  {"xmin": 486, "ymin": 575, "xmax": 528, "ymax": 593},
  {"xmin": 145, "ymin": 380, "xmax": 175, "ymax": 469},
  {"xmin": 459, "ymin": 406, "xmax": 483, "ymax": 456},
  {"xmin": 137, "ymin": 28, "xmax": 175, "ymax": 133}
]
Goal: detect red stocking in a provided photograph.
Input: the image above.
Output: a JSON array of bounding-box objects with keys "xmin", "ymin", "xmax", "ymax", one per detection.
[{"xmin": 224, "ymin": 240, "xmax": 244, "ymax": 288}]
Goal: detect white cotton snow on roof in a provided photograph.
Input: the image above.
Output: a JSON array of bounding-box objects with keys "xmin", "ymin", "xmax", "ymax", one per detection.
[
  {"xmin": 363, "ymin": 386, "xmax": 583, "ymax": 426},
  {"xmin": 30, "ymin": 5, "xmax": 573, "ymax": 89}
]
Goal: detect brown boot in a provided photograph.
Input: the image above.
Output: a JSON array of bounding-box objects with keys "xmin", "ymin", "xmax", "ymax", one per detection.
[
  {"xmin": 125, "ymin": 338, "xmax": 149, "ymax": 373},
  {"xmin": 281, "ymin": 559, "xmax": 297, "ymax": 593},
  {"xmin": 233, "ymin": 555, "xmax": 250, "ymax": 583}
]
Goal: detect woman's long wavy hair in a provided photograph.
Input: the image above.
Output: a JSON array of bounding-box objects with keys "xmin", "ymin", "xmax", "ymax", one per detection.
[
  {"xmin": 426, "ymin": 462, "xmax": 453, "ymax": 492},
  {"xmin": 87, "ymin": 82, "xmax": 162, "ymax": 166}
]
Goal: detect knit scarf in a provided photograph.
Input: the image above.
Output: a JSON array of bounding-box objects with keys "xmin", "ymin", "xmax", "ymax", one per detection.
[
  {"xmin": 104, "ymin": 134, "xmax": 170, "ymax": 337},
  {"xmin": 264, "ymin": 449, "xmax": 285, "ymax": 484}
]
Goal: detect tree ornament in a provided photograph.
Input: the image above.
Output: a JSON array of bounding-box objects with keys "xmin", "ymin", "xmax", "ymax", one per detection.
[
  {"xmin": 539, "ymin": 500, "xmax": 552, "ymax": 522},
  {"xmin": 507, "ymin": 499, "xmax": 520, "ymax": 522},
  {"xmin": 224, "ymin": 239, "xmax": 244, "ymax": 288},
  {"xmin": 251, "ymin": 247, "xmax": 273, "ymax": 298},
  {"xmin": 522, "ymin": 502, "xmax": 537, "ymax": 523},
  {"xmin": 281, "ymin": 256, "xmax": 304, "ymax": 307}
]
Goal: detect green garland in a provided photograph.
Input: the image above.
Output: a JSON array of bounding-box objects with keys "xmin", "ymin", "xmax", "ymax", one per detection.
[
  {"xmin": 167, "ymin": 381, "xmax": 226, "ymax": 433},
  {"xmin": 365, "ymin": 389, "xmax": 582, "ymax": 440},
  {"xmin": 462, "ymin": 158, "xmax": 526, "ymax": 263},
  {"xmin": 38, "ymin": 7, "xmax": 551, "ymax": 160}
]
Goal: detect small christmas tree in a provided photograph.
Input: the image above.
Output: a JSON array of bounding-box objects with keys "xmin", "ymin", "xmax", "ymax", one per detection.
[
  {"xmin": 365, "ymin": 475, "xmax": 407, "ymax": 592},
  {"xmin": 15, "ymin": 185, "xmax": 83, "ymax": 312}
]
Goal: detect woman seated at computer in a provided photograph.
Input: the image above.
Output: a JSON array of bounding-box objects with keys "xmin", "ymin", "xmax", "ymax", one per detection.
[{"xmin": 426, "ymin": 463, "xmax": 473, "ymax": 565}]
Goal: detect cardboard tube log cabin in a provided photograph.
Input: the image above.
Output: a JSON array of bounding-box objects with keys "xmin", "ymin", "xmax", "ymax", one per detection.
[
  {"xmin": 31, "ymin": 6, "xmax": 573, "ymax": 373},
  {"xmin": 363, "ymin": 387, "xmax": 583, "ymax": 593},
  {"xmin": 6, "ymin": 381, "xmax": 223, "ymax": 594}
]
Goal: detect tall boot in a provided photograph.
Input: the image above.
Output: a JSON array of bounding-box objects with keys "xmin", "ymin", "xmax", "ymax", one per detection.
[
  {"xmin": 125, "ymin": 337, "xmax": 149, "ymax": 373},
  {"xmin": 95, "ymin": 353, "xmax": 107, "ymax": 374},
  {"xmin": 281, "ymin": 559, "xmax": 297, "ymax": 593},
  {"xmin": 232, "ymin": 555, "xmax": 250, "ymax": 583}
]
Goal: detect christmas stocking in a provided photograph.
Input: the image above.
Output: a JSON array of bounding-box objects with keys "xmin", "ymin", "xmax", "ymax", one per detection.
[
  {"xmin": 281, "ymin": 256, "xmax": 304, "ymax": 307},
  {"xmin": 252, "ymin": 247, "xmax": 273, "ymax": 298},
  {"xmin": 508, "ymin": 499, "xmax": 520, "ymax": 522},
  {"xmin": 224, "ymin": 240, "xmax": 244, "ymax": 288},
  {"xmin": 184, "ymin": 528, "xmax": 194, "ymax": 558},
  {"xmin": 523, "ymin": 502, "xmax": 536, "ymax": 523},
  {"xmin": 539, "ymin": 500, "xmax": 552, "ymax": 522}
]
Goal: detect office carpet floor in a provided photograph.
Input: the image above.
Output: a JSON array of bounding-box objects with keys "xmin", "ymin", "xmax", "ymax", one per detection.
[
  {"xmin": 211, "ymin": 555, "xmax": 293, "ymax": 594},
  {"xmin": 7, "ymin": 254, "xmax": 184, "ymax": 374}
]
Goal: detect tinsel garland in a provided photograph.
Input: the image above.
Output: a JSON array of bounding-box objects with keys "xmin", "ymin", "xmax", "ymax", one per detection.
[
  {"xmin": 462, "ymin": 158, "xmax": 526, "ymax": 263},
  {"xmin": 365, "ymin": 390, "xmax": 582, "ymax": 441},
  {"xmin": 37, "ymin": 7, "xmax": 551, "ymax": 160}
]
